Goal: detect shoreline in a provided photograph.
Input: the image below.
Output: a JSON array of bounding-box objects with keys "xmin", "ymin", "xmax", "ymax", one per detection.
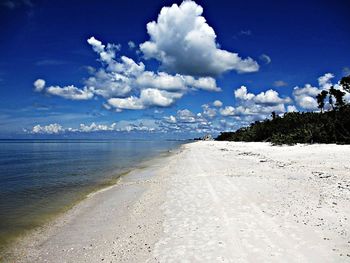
[
  {"xmin": 4, "ymin": 141, "xmax": 350, "ymax": 262},
  {"xmin": 1, "ymin": 145, "xmax": 182, "ymax": 262}
]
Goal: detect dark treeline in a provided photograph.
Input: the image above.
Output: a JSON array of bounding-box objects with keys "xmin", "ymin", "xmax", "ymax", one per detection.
[{"xmin": 216, "ymin": 75, "xmax": 350, "ymax": 145}]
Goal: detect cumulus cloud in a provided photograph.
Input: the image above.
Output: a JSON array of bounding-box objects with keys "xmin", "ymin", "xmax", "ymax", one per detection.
[
  {"xmin": 33, "ymin": 79, "xmax": 46, "ymax": 92},
  {"xmin": 107, "ymin": 89, "xmax": 183, "ymax": 110},
  {"xmin": 184, "ymin": 76, "xmax": 221, "ymax": 92},
  {"xmin": 29, "ymin": 120, "xmax": 159, "ymax": 134},
  {"xmin": 31, "ymin": 123, "xmax": 64, "ymax": 134},
  {"xmin": 213, "ymin": 100, "xmax": 223, "ymax": 107},
  {"xmin": 46, "ymin": 85, "xmax": 94, "ymax": 100},
  {"xmin": 33, "ymin": 79, "xmax": 94, "ymax": 100},
  {"xmin": 292, "ymin": 73, "xmax": 335, "ymax": 111},
  {"xmin": 287, "ymin": 105, "xmax": 298, "ymax": 112},
  {"xmin": 235, "ymin": 86, "xmax": 291, "ymax": 105},
  {"xmin": 293, "ymin": 84, "xmax": 319, "ymax": 110},
  {"xmin": 318, "ymin": 73, "xmax": 334, "ymax": 89},
  {"xmin": 234, "ymin": 86, "xmax": 255, "ymax": 101},
  {"xmin": 176, "ymin": 109, "xmax": 198, "ymax": 123},
  {"xmin": 160, "ymin": 108, "xmax": 214, "ymax": 134},
  {"xmin": 85, "ymin": 68, "xmax": 132, "ymax": 98},
  {"xmin": 87, "ymin": 37, "xmax": 121, "ymax": 64},
  {"xmin": 254, "ymin": 89, "xmax": 291, "ymax": 105},
  {"xmin": 217, "ymin": 85, "xmax": 291, "ymax": 121},
  {"xmin": 36, "ymin": 35, "xmax": 221, "ymax": 110},
  {"xmin": 201, "ymin": 104, "xmax": 217, "ymax": 118},
  {"xmin": 139, "ymin": 0, "xmax": 259, "ymax": 76},
  {"xmin": 136, "ymin": 72, "xmax": 187, "ymax": 91},
  {"xmin": 220, "ymin": 106, "xmax": 235, "ymax": 116}
]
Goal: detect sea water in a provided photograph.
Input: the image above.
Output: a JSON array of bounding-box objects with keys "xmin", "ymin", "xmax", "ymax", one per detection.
[{"xmin": 0, "ymin": 139, "xmax": 183, "ymax": 250}]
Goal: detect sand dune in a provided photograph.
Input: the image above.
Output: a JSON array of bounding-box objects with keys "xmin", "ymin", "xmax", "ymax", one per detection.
[{"xmin": 7, "ymin": 141, "xmax": 350, "ymax": 262}]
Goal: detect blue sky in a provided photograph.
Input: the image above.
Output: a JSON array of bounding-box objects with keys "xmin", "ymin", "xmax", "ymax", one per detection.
[{"xmin": 0, "ymin": 0, "xmax": 349, "ymax": 139}]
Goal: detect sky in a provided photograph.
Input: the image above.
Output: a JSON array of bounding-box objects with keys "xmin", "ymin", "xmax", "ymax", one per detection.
[{"xmin": 0, "ymin": 0, "xmax": 349, "ymax": 139}]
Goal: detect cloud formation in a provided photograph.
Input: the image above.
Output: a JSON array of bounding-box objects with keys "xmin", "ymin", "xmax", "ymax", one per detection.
[
  {"xmin": 33, "ymin": 79, "xmax": 45, "ymax": 92},
  {"xmin": 34, "ymin": 35, "xmax": 220, "ymax": 109},
  {"xmin": 29, "ymin": 120, "xmax": 159, "ymax": 134},
  {"xmin": 235, "ymin": 86, "xmax": 291, "ymax": 105},
  {"xmin": 293, "ymin": 73, "xmax": 335, "ymax": 111},
  {"xmin": 46, "ymin": 85, "xmax": 94, "ymax": 100},
  {"xmin": 140, "ymin": 1, "xmax": 259, "ymax": 76}
]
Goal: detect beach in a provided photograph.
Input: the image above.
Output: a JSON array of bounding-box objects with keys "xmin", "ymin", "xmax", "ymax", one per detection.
[{"xmin": 5, "ymin": 141, "xmax": 350, "ymax": 262}]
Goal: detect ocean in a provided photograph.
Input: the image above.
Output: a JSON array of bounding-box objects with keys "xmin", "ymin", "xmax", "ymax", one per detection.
[{"xmin": 0, "ymin": 139, "xmax": 183, "ymax": 250}]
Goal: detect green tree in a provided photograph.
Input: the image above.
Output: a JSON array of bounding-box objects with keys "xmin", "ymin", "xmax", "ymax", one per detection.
[
  {"xmin": 334, "ymin": 89, "xmax": 346, "ymax": 109},
  {"xmin": 329, "ymin": 86, "xmax": 336, "ymax": 110},
  {"xmin": 340, "ymin": 75, "xmax": 350, "ymax": 93},
  {"xmin": 316, "ymin": 90, "xmax": 328, "ymax": 113}
]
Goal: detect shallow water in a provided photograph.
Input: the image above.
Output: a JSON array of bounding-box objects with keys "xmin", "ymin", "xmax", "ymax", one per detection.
[{"xmin": 0, "ymin": 139, "xmax": 182, "ymax": 250}]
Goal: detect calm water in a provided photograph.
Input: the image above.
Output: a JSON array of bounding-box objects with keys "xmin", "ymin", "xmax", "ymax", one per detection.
[{"xmin": 0, "ymin": 139, "xmax": 182, "ymax": 250}]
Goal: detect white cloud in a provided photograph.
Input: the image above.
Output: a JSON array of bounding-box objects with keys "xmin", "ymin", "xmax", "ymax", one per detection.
[
  {"xmin": 295, "ymin": 95, "xmax": 318, "ymax": 110},
  {"xmin": 293, "ymin": 84, "xmax": 322, "ymax": 111},
  {"xmin": 259, "ymin": 54, "xmax": 271, "ymax": 65},
  {"xmin": 201, "ymin": 104, "xmax": 217, "ymax": 118},
  {"xmin": 184, "ymin": 76, "xmax": 221, "ymax": 92},
  {"xmin": 254, "ymin": 89, "xmax": 291, "ymax": 105},
  {"xmin": 85, "ymin": 69, "xmax": 132, "ymax": 98},
  {"xmin": 140, "ymin": 0, "xmax": 259, "ymax": 76},
  {"xmin": 37, "ymin": 36, "xmax": 222, "ymax": 110},
  {"xmin": 292, "ymin": 73, "xmax": 338, "ymax": 111},
  {"xmin": 46, "ymin": 85, "xmax": 94, "ymax": 100},
  {"xmin": 176, "ymin": 109, "xmax": 198, "ymax": 123},
  {"xmin": 163, "ymin": 115, "xmax": 177, "ymax": 124},
  {"xmin": 136, "ymin": 72, "xmax": 187, "ymax": 91},
  {"xmin": 287, "ymin": 105, "xmax": 298, "ymax": 112},
  {"xmin": 318, "ymin": 73, "xmax": 334, "ymax": 90},
  {"xmin": 31, "ymin": 123, "xmax": 64, "ymax": 134},
  {"xmin": 140, "ymin": 88, "xmax": 183, "ymax": 107},
  {"xmin": 220, "ymin": 106, "xmax": 235, "ymax": 116},
  {"xmin": 33, "ymin": 79, "xmax": 46, "ymax": 92},
  {"xmin": 234, "ymin": 86, "xmax": 255, "ymax": 101},
  {"xmin": 235, "ymin": 86, "xmax": 290, "ymax": 105},
  {"xmin": 87, "ymin": 36, "xmax": 106, "ymax": 54},
  {"xmin": 29, "ymin": 120, "xmax": 159, "ymax": 134},
  {"xmin": 107, "ymin": 89, "xmax": 183, "ymax": 110},
  {"xmin": 219, "ymin": 85, "xmax": 291, "ymax": 121},
  {"xmin": 107, "ymin": 96, "xmax": 144, "ymax": 110},
  {"xmin": 87, "ymin": 37, "xmax": 121, "ymax": 64},
  {"xmin": 213, "ymin": 100, "xmax": 223, "ymax": 107}
]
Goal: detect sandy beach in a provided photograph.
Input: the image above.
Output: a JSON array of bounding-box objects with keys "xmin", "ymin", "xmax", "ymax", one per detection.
[{"xmin": 5, "ymin": 141, "xmax": 350, "ymax": 262}]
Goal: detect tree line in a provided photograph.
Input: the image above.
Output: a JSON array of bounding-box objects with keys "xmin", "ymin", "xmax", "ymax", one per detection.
[{"xmin": 216, "ymin": 75, "xmax": 350, "ymax": 145}]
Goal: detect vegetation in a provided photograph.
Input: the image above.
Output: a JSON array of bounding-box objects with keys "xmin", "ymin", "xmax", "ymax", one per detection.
[{"xmin": 216, "ymin": 76, "xmax": 350, "ymax": 145}]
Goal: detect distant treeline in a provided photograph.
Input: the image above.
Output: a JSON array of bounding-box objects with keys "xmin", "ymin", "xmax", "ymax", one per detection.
[{"xmin": 216, "ymin": 76, "xmax": 350, "ymax": 145}]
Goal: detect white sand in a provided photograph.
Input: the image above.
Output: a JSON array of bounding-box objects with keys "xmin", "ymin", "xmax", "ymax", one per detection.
[{"xmin": 6, "ymin": 141, "xmax": 350, "ymax": 262}]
